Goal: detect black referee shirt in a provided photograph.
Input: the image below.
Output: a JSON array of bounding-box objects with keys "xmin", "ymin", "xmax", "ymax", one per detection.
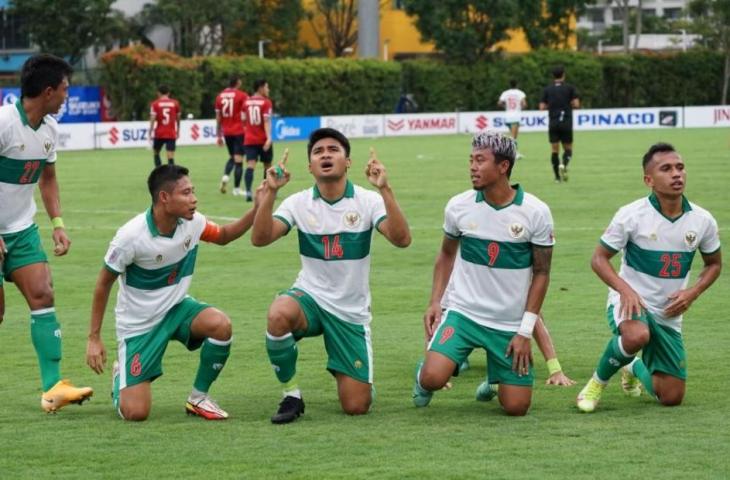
[{"xmin": 541, "ymin": 82, "xmax": 578, "ymax": 124}]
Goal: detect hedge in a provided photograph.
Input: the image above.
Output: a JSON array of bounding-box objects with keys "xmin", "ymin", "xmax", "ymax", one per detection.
[{"xmin": 99, "ymin": 46, "xmax": 726, "ymax": 120}]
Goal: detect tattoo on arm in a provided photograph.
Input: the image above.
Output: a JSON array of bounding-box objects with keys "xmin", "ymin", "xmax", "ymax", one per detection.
[{"xmin": 532, "ymin": 246, "xmax": 553, "ymax": 275}]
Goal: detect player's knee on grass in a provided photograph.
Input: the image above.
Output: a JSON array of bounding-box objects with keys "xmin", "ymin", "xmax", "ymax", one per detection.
[
  {"xmin": 119, "ymin": 400, "xmax": 150, "ymax": 421},
  {"xmin": 655, "ymin": 376, "xmax": 685, "ymax": 406},
  {"xmin": 340, "ymin": 394, "xmax": 371, "ymax": 416},
  {"xmin": 498, "ymin": 386, "xmax": 531, "ymax": 416}
]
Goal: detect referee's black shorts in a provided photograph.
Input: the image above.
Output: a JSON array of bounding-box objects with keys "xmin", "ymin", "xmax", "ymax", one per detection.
[{"xmin": 548, "ymin": 121, "xmax": 573, "ymax": 144}]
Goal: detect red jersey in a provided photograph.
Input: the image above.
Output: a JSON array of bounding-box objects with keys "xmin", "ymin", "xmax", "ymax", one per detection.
[
  {"xmin": 150, "ymin": 97, "xmax": 180, "ymax": 139},
  {"xmin": 244, "ymin": 95, "xmax": 273, "ymax": 146},
  {"xmin": 215, "ymin": 88, "xmax": 247, "ymax": 136}
]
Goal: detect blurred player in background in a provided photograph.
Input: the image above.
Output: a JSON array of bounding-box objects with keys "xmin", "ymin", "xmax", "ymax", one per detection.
[
  {"xmin": 498, "ymin": 79, "xmax": 527, "ymax": 158},
  {"xmin": 216, "ymin": 75, "xmax": 248, "ymax": 196},
  {"xmin": 149, "ymin": 85, "xmax": 181, "ymax": 167},
  {"xmin": 243, "ymin": 79, "xmax": 273, "ymax": 202},
  {"xmin": 0, "ymin": 53, "xmax": 93, "ymax": 413},
  {"xmin": 539, "ymin": 66, "xmax": 579, "ymax": 183}
]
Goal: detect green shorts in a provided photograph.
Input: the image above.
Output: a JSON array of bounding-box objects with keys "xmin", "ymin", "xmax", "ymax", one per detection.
[
  {"xmin": 284, "ymin": 288, "xmax": 373, "ymax": 384},
  {"xmin": 0, "ymin": 224, "xmax": 48, "ymax": 285},
  {"xmin": 428, "ymin": 310, "xmax": 533, "ymax": 386},
  {"xmin": 608, "ymin": 305, "xmax": 686, "ymax": 380},
  {"xmin": 117, "ymin": 296, "xmax": 210, "ymax": 389}
]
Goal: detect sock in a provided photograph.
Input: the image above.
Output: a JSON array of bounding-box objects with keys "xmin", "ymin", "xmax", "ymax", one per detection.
[
  {"xmin": 244, "ymin": 167, "xmax": 254, "ymax": 192},
  {"xmin": 551, "ymin": 153, "xmax": 560, "ymax": 179},
  {"xmin": 595, "ymin": 336, "xmax": 634, "ymax": 383},
  {"xmin": 630, "ymin": 358, "xmax": 656, "ymax": 398},
  {"xmin": 563, "ymin": 149, "xmax": 572, "ymax": 168},
  {"xmin": 30, "ymin": 309, "xmax": 62, "ymax": 391},
  {"xmin": 266, "ymin": 333, "xmax": 298, "ymax": 390},
  {"xmin": 224, "ymin": 158, "xmax": 234, "ymax": 175},
  {"xmin": 193, "ymin": 337, "xmax": 232, "ymax": 393},
  {"xmin": 154, "ymin": 153, "xmax": 161, "ymax": 167},
  {"xmin": 234, "ymin": 163, "xmax": 243, "ymax": 188},
  {"xmin": 414, "ymin": 359, "xmax": 431, "ymax": 394},
  {"xmin": 112, "ymin": 364, "xmax": 120, "ymax": 410}
]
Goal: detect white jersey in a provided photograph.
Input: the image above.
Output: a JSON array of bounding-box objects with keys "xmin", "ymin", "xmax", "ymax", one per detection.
[
  {"xmin": 273, "ymin": 181, "xmax": 387, "ymax": 325},
  {"xmin": 0, "ymin": 101, "xmax": 58, "ymax": 234},
  {"xmin": 498, "ymin": 88, "xmax": 526, "ymax": 123},
  {"xmin": 441, "ymin": 186, "xmax": 554, "ymax": 332},
  {"xmin": 104, "ymin": 209, "xmax": 212, "ymax": 340},
  {"xmin": 600, "ymin": 194, "xmax": 720, "ymax": 332}
]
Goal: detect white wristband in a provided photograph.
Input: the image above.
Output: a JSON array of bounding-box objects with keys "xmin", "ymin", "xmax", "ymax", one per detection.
[{"xmin": 517, "ymin": 311, "xmax": 539, "ymax": 338}]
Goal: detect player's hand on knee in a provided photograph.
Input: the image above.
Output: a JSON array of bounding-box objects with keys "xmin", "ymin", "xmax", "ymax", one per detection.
[{"xmin": 507, "ymin": 335, "xmax": 532, "ymax": 377}]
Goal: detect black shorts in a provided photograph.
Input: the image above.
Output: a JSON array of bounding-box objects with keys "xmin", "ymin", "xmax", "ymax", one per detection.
[
  {"xmin": 548, "ymin": 122, "xmax": 573, "ymax": 144},
  {"xmin": 153, "ymin": 139, "xmax": 176, "ymax": 152},
  {"xmin": 224, "ymin": 135, "xmax": 245, "ymax": 157},
  {"xmin": 245, "ymin": 144, "xmax": 273, "ymax": 164}
]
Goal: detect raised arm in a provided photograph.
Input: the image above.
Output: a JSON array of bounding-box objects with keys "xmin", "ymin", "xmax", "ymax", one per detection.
[
  {"xmin": 423, "ymin": 236, "xmax": 459, "ymax": 340},
  {"xmin": 251, "ymin": 150, "xmax": 291, "ymax": 246},
  {"xmin": 204, "ymin": 184, "xmax": 265, "ymax": 246},
  {"xmin": 365, "ymin": 149, "xmax": 411, "ymax": 248},
  {"xmin": 86, "ymin": 267, "xmax": 118, "ymax": 374}
]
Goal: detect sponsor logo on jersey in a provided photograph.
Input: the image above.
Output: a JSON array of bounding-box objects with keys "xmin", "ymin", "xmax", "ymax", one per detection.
[
  {"xmin": 684, "ymin": 231, "xmax": 697, "ymax": 249},
  {"xmin": 509, "ymin": 223, "xmax": 525, "ymax": 239},
  {"xmin": 343, "ymin": 211, "xmax": 361, "ymax": 228}
]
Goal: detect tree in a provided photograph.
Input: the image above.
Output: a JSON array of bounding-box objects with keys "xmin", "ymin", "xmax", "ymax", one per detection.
[
  {"xmin": 137, "ymin": 0, "xmax": 235, "ymax": 57},
  {"xmin": 689, "ymin": 0, "xmax": 730, "ymax": 104},
  {"xmin": 9, "ymin": 0, "xmax": 122, "ymax": 66},
  {"xmin": 517, "ymin": 0, "xmax": 592, "ymax": 50},
  {"xmin": 225, "ymin": 0, "xmax": 305, "ymax": 58},
  {"xmin": 402, "ymin": 0, "xmax": 517, "ymax": 64},
  {"xmin": 306, "ymin": 0, "xmax": 359, "ymax": 57},
  {"xmin": 633, "ymin": 0, "xmax": 643, "ymax": 50}
]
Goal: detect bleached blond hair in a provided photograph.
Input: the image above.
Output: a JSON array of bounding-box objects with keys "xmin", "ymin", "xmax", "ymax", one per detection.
[{"xmin": 472, "ymin": 131, "xmax": 517, "ymax": 162}]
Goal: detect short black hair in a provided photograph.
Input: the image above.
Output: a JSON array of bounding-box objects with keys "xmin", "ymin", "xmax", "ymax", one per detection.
[
  {"xmin": 158, "ymin": 85, "xmax": 170, "ymax": 95},
  {"xmin": 228, "ymin": 75, "xmax": 240, "ymax": 88},
  {"xmin": 253, "ymin": 79, "xmax": 268, "ymax": 92},
  {"xmin": 148, "ymin": 164, "xmax": 190, "ymax": 203},
  {"xmin": 307, "ymin": 128, "xmax": 351, "ymax": 158},
  {"xmin": 509, "ymin": 79, "xmax": 518, "ymax": 88},
  {"xmin": 20, "ymin": 54, "xmax": 73, "ymax": 99},
  {"xmin": 552, "ymin": 66, "xmax": 565, "ymax": 79},
  {"xmin": 642, "ymin": 142, "xmax": 676, "ymax": 171}
]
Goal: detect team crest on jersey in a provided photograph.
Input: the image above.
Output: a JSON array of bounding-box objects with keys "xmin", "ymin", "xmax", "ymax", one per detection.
[
  {"xmin": 43, "ymin": 140, "xmax": 52, "ymax": 154},
  {"xmin": 19, "ymin": 143, "xmax": 25, "ymax": 151},
  {"xmin": 155, "ymin": 254, "xmax": 163, "ymax": 263},
  {"xmin": 684, "ymin": 231, "xmax": 698, "ymax": 249},
  {"xmin": 343, "ymin": 211, "xmax": 361, "ymax": 228},
  {"xmin": 509, "ymin": 223, "xmax": 525, "ymax": 239},
  {"xmin": 183, "ymin": 235, "xmax": 192, "ymax": 251}
]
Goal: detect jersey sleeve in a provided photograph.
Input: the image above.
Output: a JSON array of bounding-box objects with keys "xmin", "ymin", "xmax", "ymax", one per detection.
[
  {"xmin": 149, "ymin": 102, "xmax": 156, "ymax": 118},
  {"xmin": 531, "ymin": 204, "xmax": 555, "ymax": 247},
  {"xmin": 214, "ymin": 94, "xmax": 222, "ymax": 112},
  {"xmin": 46, "ymin": 121, "xmax": 59, "ymax": 164},
  {"xmin": 273, "ymin": 193, "xmax": 297, "ymax": 233},
  {"xmin": 699, "ymin": 215, "xmax": 721, "ymax": 255},
  {"xmin": 600, "ymin": 207, "xmax": 631, "ymax": 253},
  {"xmin": 442, "ymin": 198, "xmax": 460, "ymax": 239},
  {"xmin": 104, "ymin": 231, "xmax": 135, "ymax": 275},
  {"xmin": 540, "ymin": 87, "xmax": 549, "ymax": 104},
  {"xmin": 498, "ymin": 91, "xmax": 507, "ymax": 103},
  {"xmin": 263, "ymin": 99, "xmax": 273, "ymax": 118},
  {"xmin": 571, "ymin": 85, "xmax": 579, "ymax": 100}
]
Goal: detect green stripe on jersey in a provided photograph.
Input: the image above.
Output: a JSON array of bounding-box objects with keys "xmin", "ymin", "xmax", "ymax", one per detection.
[
  {"xmin": 0, "ymin": 156, "xmax": 47, "ymax": 184},
  {"xmin": 125, "ymin": 245, "xmax": 198, "ymax": 289},
  {"xmin": 298, "ymin": 230, "xmax": 372, "ymax": 261},
  {"xmin": 460, "ymin": 236, "xmax": 532, "ymax": 269},
  {"xmin": 625, "ymin": 241, "xmax": 695, "ymax": 279}
]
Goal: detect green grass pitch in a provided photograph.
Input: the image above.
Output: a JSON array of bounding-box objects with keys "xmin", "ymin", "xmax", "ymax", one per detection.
[{"xmin": 1, "ymin": 128, "xmax": 728, "ymax": 479}]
